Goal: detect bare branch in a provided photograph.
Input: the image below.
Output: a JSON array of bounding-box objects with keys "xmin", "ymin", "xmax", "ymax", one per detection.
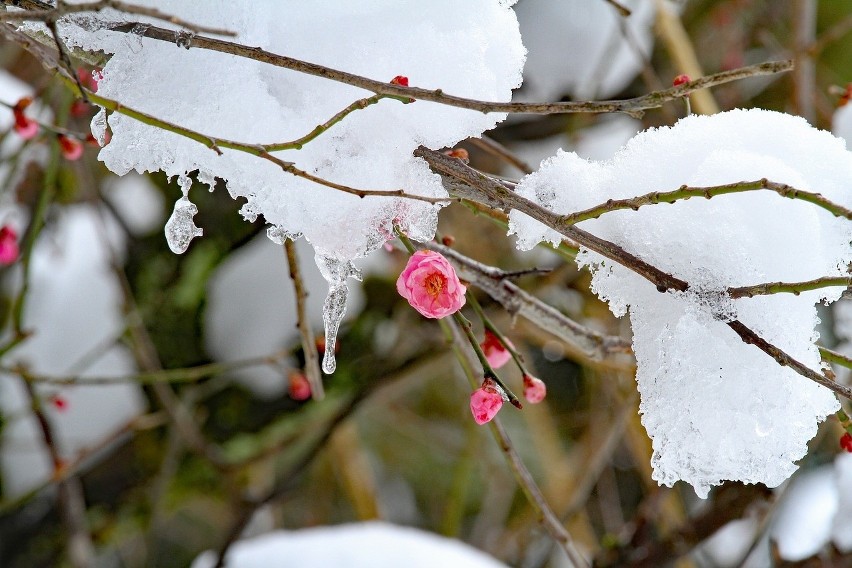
[
  {"xmin": 558, "ymin": 179, "xmax": 852, "ymax": 226},
  {"xmin": 729, "ymin": 276, "xmax": 852, "ymax": 299},
  {"xmin": 284, "ymin": 240, "xmax": 324, "ymax": 400},
  {"xmin": 1, "ymin": 0, "xmax": 237, "ymax": 36},
  {"xmin": 89, "ymin": 21, "xmax": 790, "ymax": 117}
]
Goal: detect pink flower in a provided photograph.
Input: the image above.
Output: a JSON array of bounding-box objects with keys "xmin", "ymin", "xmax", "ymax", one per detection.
[
  {"xmin": 0, "ymin": 226, "xmax": 19, "ymax": 265},
  {"xmin": 288, "ymin": 372, "xmax": 312, "ymax": 401},
  {"xmin": 523, "ymin": 374, "xmax": 546, "ymax": 404},
  {"xmin": 396, "ymin": 250, "xmax": 466, "ymax": 319},
  {"xmin": 470, "ymin": 380, "xmax": 504, "ymax": 425},
  {"xmin": 480, "ymin": 330, "xmax": 512, "ymax": 369},
  {"xmin": 58, "ymin": 135, "xmax": 83, "ymax": 161}
]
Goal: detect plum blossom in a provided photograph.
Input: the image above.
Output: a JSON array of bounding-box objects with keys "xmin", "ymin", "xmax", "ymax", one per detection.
[
  {"xmin": 522, "ymin": 374, "xmax": 546, "ymax": 404},
  {"xmin": 12, "ymin": 97, "xmax": 38, "ymax": 140},
  {"xmin": 396, "ymin": 250, "xmax": 466, "ymax": 319},
  {"xmin": 288, "ymin": 372, "xmax": 311, "ymax": 401},
  {"xmin": 481, "ymin": 330, "xmax": 512, "ymax": 369},
  {"xmin": 470, "ymin": 379, "xmax": 504, "ymax": 425},
  {"xmin": 58, "ymin": 135, "xmax": 84, "ymax": 161}
]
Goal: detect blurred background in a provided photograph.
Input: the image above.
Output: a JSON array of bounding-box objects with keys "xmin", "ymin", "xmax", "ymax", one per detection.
[{"xmin": 1, "ymin": 0, "xmax": 852, "ymax": 566}]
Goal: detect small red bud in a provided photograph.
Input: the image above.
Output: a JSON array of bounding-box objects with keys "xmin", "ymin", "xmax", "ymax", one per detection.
[
  {"xmin": 51, "ymin": 395, "xmax": 69, "ymax": 412},
  {"xmin": 441, "ymin": 235, "xmax": 455, "ymax": 247},
  {"xmin": 841, "ymin": 432, "xmax": 852, "ymax": 453},
  {"xmin": 0, "ymin": 225, "xmax": 19, "ymax": 265},
  {"xmin": 390, "ymin": 75, "xmax": 409, "ymax": 87},
  {"xmin": 444, "ymin": 148, "xmax": 469, "ymax": 162},
  {"xmin": 672, "ymin": 74, "xmax": 691, "ymax": 87},
  {"xmin": 58, "ymin": 135, "xmax": 84, "ymax": 161},
  {"xmin": 288, "ymin": 372, "xmax": 312, "ymax": 401}
]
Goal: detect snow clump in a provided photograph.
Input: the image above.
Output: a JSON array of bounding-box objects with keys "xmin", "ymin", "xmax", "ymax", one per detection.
[{"xmin": 509, "ymin": 109, "xmax": 851, "ymax": 497}]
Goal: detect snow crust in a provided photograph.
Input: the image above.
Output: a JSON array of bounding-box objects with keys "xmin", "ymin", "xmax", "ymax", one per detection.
[
  {"xmin": 57, "ymin": 1, "xmax": 525, "ymax": 262},
  {"xmin": 191, "ymin": 522, "xmax": 508, "ymax": 568},
  {"xmin": 509, "ymin": 109, "xmax": 851, "ymax": 497}
]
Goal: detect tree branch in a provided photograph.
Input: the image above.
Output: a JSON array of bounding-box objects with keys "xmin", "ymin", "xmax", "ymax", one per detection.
[
  {"xmin": 416, "ymin": 147, "xmax": 852, "ymax": 401},
  {"xmin": 85, "ymin": 21, "xmax": 790, "ymax": 118},
  {"xmin": 284, "ymin": 240, "xmax": 324, "ymax": 400},
  {"xmin": 729, "ymin": 276, "xmax": 852, "ymax": 299},
  {"xmin": 558, "ymin": 179, "xmax": 852, "ymax": 227}
]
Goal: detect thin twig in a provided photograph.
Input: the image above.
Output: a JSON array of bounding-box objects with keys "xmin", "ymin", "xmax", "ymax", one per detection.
[
  {"xmin": 1, "ymin": 0, "xmax": 237, "ymax": 36},
  {"xmin": 468, "ymin": 136, "xmax": 534, "ymax": 175},
  {"xmin": 20, "ymin": 378, "xmax": 95, "ymax": 568},
  {"xmin": 729, "ymin": 276, "xmax": 852, "ymax": 299},
  {"xmin": 417, "ymin": 147, "xmax": 852, "ymax": 401},
  {"xmin": 284, "ymin": 239, "xmax": 324, "ymax": 400},
  {"xmin": 441, "ymin": 316, "xmax": 588, "ymax": 568},
  {"xmin": 424, "ymin": 241, "xmax": 632, "ymax": 361},
  {"xmin": 603, "ymin": 0, "xmax": 631, "ymax": 17},
  {"xmin": 86, "ymin": 21, "xmax": 790, "ymax": 118},
  {"xmin": 792, "ymin": 0, "xmax": 817, "ymax": 122},
  {"xmin": 808, "ymin": 12, "xmax": 852, "ymax": 55},
  {"xmin": 557, "ymin": 179, "xmax": 852, "ymax": 226},
  {"xmin": 820, "ymin": 345, "xmax": 852, "ymax": 370}
]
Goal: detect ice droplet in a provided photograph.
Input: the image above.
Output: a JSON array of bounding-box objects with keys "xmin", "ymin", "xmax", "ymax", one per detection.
[
  {"xmin": 165, "ymin": 177, "xmax": 202, "ymax": 254},
  {"xmin": 165, "ymin": 197, "xmax": 203, "ymax": 254},
  {"xmin": 90, "ymin": 109, "xmax": 108, "ymax": 146},
  {"xmin": 316, "ymin": 255, "xmax": 362, "ymax": 374},
  {"xmin": 266, "ymin": 225, "xmax": 301, "ymax": 245}
]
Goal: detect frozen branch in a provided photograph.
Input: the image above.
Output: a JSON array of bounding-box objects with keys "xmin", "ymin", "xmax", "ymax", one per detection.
[
  {"xmin": 83, "ymin": 21, "xmax": 790, "ymax": 117},
  {"xmin": 416, "ymin": 147, "xmax": 852, "ymax": 401},
  {"xmin": 0, "ymin": 0, "xmax": 237, "ymax": 36}
]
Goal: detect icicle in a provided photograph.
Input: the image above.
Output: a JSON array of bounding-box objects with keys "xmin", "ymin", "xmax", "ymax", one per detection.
[
  {"xmin": 164, "ymin": 175, "xmax": 203, "ymax": 254},
  {"xmin": 315, "ymin": 255, "xmax": 362, "ymax": 374}
]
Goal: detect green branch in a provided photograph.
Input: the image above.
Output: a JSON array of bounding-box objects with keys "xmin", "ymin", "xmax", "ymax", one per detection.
[
  {"xmin": 729, "ymin": 276, "xmax": 852, "ymax": 298},
  {"xmin": 558, "ymin": 179, "xmax": 852, "ymax": 227}
]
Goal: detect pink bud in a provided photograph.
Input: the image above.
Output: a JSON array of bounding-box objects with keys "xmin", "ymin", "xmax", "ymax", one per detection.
[
  {"xmin": 470, "ymin": 380, "xmax": 503, "ymax": 425},
  {"xmin": 480, "ymin": 330, "xmax": 512, "ymax": 369},
  {"xmin": 70, "ymin": 100, "xmax": 91, "ymax": 118},
  {"xmin": 523, "ymin": 374, "xmax": 546, "ymax": 404},
  {"xmin": 672, "ymin": 74, "xmax": 691, "ymax": 87},
  {"xmin": 58, "ymin": 135, "xmax": 84, "ymax": 161},
  {"xmin": 51, "ymin": 395, "xmax": 69, "ymax": 412},
  {"xmin": 13, "ymin": 117, "xmax": 39, "ymax": 140},
  {"xmin": 396, "ymin": 250, "xmax": 466, "ymax": 319},
  {"xmin": 288, "ymin": 372, "xmax": 311, "ymax": 401},
  {"xmin": 0, "ymin": 225, "xmax": 19, "ymax": 265}
]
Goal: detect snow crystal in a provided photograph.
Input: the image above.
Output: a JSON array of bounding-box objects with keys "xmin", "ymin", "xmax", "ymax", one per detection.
[
  {"xmin": 509, "ymin": 109, "xmax": 851, "ymax": 497},
  {"xmin": 56, "ymin": 0, "xmax": 525, "ymax": 368},
  {"xmin": 191, "ymin": 522, "xmax": 507, "ymax": 568}
]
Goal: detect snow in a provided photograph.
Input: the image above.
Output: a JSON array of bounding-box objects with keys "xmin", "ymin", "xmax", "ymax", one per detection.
[
  {"xmin": 102, "ymin": 172, "xmax": 164, "ymax": 236},
  {"xmin": 55, "ymin": 0, "xmax": 526, "ymax": 370},
  {"xmin": 514, "ymin": 0, "xmax": 655, "ymax": 101},
  {"xmin": 191, "ymin": 522, "xmax": 508, "ymax": 568},
  {"xmin": 0, "ymin": 206, "xmax": 145, "ymax": 497},
  {"xmin": 509, "ymin": 109, "xmax": 851, "ymax": 497}
]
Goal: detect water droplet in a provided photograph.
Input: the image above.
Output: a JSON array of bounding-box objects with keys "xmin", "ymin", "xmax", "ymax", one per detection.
[
  {"xmin": 316, "ymin": 255, "xmax": 362, "ymax": 374},
  {"xmin": 165, "ymin": 196, "xmax": 202, "ymax": 254}
]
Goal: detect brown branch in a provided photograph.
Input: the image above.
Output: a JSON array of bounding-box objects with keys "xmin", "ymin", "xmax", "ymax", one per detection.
[
  {"xmin": 89, "ymin": 21, "xmax": 790, "ymax": 118},
  {"xmin": 468, "ymin": 135, "xmax": 534, "ymax": 175},
  {"xmin": 416, "ymin": 147, "xmax": 852, "ymax": 401},
  {"xmin": 424, "ymin": 241, "xmax": 632, "ymax": 361},
  {"xmin": 1, "ymin": 0, "xmax": 237, "ymax": 36},
  {"xmin": 284, "ymin": 239, "xmax": 324, "ymax": 400}
]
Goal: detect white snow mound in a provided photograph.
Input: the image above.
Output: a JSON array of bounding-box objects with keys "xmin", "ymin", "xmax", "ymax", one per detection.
[{"xmin": 509, "ymin": 109, "xmax": 852, "ymax": 497}]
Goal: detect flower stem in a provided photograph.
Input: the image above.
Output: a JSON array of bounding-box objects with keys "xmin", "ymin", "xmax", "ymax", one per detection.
[{"xmin": 466, "ymin": 292, "xmax": 529, "ymax": 376}]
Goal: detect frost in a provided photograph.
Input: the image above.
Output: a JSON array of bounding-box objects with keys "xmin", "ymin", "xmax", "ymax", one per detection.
[
  {"xmin": 56, "ymin": 0, "xmax": 525, "ymax": 370},
  {"xmin": 510, "ymin": 109, "xmax": 852, "ymax": 497},
  {"xmin": 191, "ymin": 522, "xmax": 508, "ymax": 568}
]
